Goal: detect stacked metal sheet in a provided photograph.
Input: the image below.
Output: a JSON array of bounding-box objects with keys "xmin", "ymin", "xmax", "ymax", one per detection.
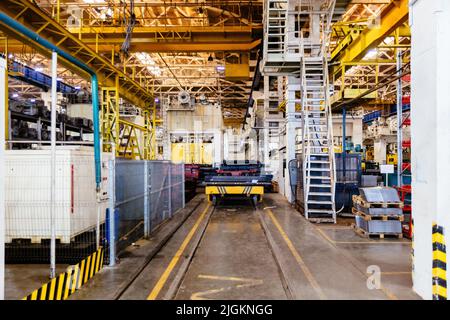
[{"xmin": 352, "ymin": 187, "xmax": 404, "ymax": 238}]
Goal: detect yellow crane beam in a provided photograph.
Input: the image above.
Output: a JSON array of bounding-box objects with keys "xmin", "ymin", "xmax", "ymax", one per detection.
[
  {"xmin": 0, "ymin": 0, "xmax": 154, "ymax": 109},
  {"xmin": 68, "ymin": 25, "xmax": 257, "ymax": 34},
  {"xmin": 331, "ymin": 0, "xmax": 409, "ymax": 64},
  {"xmin": 73, "ymin": 39, "xmax": 260, "ymax": 53},
  {"xmin": 5, "ymin": 40, "xmax": 261, "ymax": 53}
]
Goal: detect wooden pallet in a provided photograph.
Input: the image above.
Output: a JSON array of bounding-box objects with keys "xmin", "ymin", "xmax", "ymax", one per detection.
[
  {"xmin": 352, "ymin": 195, "xmax": 404, "ymax": 209},
  {"xmin": 308, "ymin": 217, "xmax": 335, "ymax": 224},
  {"xmin": 351, "ymin": 223, "xmax": 403, "ymax": 239},
  {"xmin": 352, "ymin": 207, "xmax": 404, "ymax": 222}
]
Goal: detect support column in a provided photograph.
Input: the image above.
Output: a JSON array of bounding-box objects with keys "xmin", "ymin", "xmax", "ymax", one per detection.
[
  {"xmin": 50, "ymin": 52, "xmax": 58, "ymax": 279},
  {"xmin": 263, "ymin": 76, "xmax": 271, "ymax": 173},
  {"xmin": 285, "ymin": 76, "xmax": 301, "ymax": 202},
  {"xmin": 213, "ymin": 130, "xmax": 222, "ymax": 167},
  {"xmin": 374, "ymin": 138, "xmax": 387, "ymax": 164},
  {"xmin": 410, "ymin": 0, "xmax": 450, "ymax": 300},
  {"xmin": 0, "ymin": 57, "xmax": 6, "ymax": 300},
  {"xmin": 263, "ymin": 125, "xmax": 270, "ymax": 173}
]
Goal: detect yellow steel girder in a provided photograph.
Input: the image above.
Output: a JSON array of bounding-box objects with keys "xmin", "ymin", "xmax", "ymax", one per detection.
[
  {"xmin": 331, "ymin": 0, "xmax": 409, "ymax": 64},
  {"xmin": 76, "ymin": 40, "xmax": 262, "ymax": 53},
  {"xmin": 67, "ymin": 25, "xmax": 255, "ymax": 35}
]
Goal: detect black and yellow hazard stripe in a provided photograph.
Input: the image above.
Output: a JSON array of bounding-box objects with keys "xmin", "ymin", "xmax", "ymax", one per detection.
[
  {"xmin": 432, "ymin": 223, "xmax": 447, "ymax": 300},
  {"xmin": 206, "ymin": 186, "xmax": 264, "ymax": 196},
  {"xmin": 23, "ymin": 247, "xmax": 104, "ymax": 301}
]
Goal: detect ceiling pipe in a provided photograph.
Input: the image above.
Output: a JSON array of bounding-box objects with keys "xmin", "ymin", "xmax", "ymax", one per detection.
[{"xmin": 0, "ymin": 11, "xmax": 102, "ymax": 190}]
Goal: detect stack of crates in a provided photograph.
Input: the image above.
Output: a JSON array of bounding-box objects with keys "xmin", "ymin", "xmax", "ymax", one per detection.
[{"xmin": 352, "ymin": 187, "xmax": 404, "ymax": 239}]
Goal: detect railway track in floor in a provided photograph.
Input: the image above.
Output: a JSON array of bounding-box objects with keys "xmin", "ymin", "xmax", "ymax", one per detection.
[{"xmin": 113, "ymin": 198, "xmax": 295, "ymax": 300}]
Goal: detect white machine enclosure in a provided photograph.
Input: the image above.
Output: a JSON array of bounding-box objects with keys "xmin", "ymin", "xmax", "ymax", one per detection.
[{"xmin": 5, "ymin": 147, "xmax": 111, "ymax": 244}]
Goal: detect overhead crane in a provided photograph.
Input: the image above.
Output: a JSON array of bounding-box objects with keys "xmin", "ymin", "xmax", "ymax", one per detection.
[
  {"xmin": 329, "ymin": 0, "xmax": 410, "ymax": 108},
  {"xmin": 330, "ymin": 0, "xmax": 409, "ymax": 73}
]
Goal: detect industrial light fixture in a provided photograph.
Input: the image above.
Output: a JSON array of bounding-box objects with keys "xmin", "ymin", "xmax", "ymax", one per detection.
[
  {"xmin": 216, "ymin": 65, "xmax": 225, "ymax": 72},
  {"xmin": 155, "ymin": 97, "xmax": 159, "ymax": 103},
  {"xmin": 364, "ymin": 49, "xmax": 378, "ymax": 60},
  {"xmin": 208, "ymin": 54, "xmax": 214, "ymax": 62},
  {"xmin": 135, "ymin": 52, "xmax": 162, "ymax": 76},
  {"xmin": 12, "ymin": 93, "xmax": 18, "ymax": 98}
]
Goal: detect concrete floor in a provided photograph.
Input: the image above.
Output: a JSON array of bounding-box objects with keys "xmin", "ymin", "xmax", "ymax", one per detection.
[
  {"xmin": 6, "ymin": 193, "xmax": 419, "ymax": 300},
  {"xmin": 261, "ymin": 194, "xmax": 419, "ymax": 300},
  {"xmin": 5, "ymin": 264, "xmax": 68, "ymax": 300}
]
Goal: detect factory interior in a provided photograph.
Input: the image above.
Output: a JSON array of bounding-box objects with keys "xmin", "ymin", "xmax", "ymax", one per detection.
[{"xmin": 0, "ymin": 0, "xmax": 447, "ymax": 304}]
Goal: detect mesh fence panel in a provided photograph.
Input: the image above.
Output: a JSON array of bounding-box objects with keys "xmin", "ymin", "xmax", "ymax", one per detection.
[
  {"xmin": 114, "ymin": 160, "xmax": 146, "ymax": 254},
  {"xmin": 4, "ymin": 151, "xmax": 185, "ymax": 268},
  {"xmin": 149, "ymin": 161, "xmax": 171, "ymax": 229},
  {"xmin": 170, "ymin": 163, "xmax": 185, "ymax": 215},
  {"xmin": 110, "ymin": 160, "xmax": 185, "ymax": 260}
]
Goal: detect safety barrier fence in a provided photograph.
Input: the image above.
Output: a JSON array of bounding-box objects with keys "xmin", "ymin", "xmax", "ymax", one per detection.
[
  {"xmin": 2, "ymin": 148, "xmax": 184, "ymax": 298},
  {"xmin": 106, "ymin": 160, "xmax": 185, "ymax": 265}
]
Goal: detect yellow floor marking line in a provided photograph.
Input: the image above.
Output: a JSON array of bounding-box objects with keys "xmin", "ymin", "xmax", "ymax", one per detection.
[
  {"xmin": 264, "ymin": 207, "xmax": 326, "ymax": 300},
  {"xmin": 191, "ymin": 275, "xmax": 263, "ymax": 300},
  {"xmin": 316, "ymin": 227, "xmax": 336, "ymax": 246},
  {"xmin": 198, "ymin": 274, "xmax": 263, "ymax": 284},
  {"xmin": 313, "ymin": 223, "xmax": 399, "ymax": 300},
  {"xmin": 147, "ymin": 204, "xmax": 211, "ymax": 300}
]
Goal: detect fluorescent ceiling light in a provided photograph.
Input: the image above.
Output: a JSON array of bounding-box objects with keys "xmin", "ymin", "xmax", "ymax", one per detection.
[
  {"xmin": 363, "ymin": 49, "xmax": 378, "ymax": 60},
  {"xmin": 135, "ymin": 52, "xmax": 162, "ymax": 76}
]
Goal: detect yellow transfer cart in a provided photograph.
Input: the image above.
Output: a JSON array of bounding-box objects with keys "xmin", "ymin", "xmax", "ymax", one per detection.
[{"xmin": 204, "ymin": 176, "xmax": 269, "ymax": 208}]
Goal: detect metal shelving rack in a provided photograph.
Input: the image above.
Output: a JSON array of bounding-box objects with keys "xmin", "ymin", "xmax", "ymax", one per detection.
[{"xmin": 8, "ymin": 110, "xmax": 93, "ymax": 148}]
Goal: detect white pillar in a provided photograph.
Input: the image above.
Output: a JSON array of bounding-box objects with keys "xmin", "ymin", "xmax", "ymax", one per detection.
[
  {"xmin": 285, "ymin": 76, "xmax": 301, "ymax": 202},
  {"xmin": 263, "ymin": 125, "xmax": 270, "ymax": 173},
  {"xmin": 374, "ymin": 138, "xmax": 387, "ymax": 164},
  {"xmin": 0, "ymin": 57, "xmax": 6, "ymax": 300},
  {"xmin": 410, "ymin": 0, "xmax": 450, "ymax": 300},
  {"xmin": 50, "ymin": 52, "xmax": 58, "ymax": 279},
  {"xmin": 213, "ymin": 130, "xmax": 222, "ymax": 167}
]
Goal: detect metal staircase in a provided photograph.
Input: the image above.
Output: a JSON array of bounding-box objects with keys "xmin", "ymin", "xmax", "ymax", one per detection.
[
  {"xmin": 300, "ymin": 0, "xmax": 337, "ymax": 223},
  {"xmin": 300, "ymin": 57, "xmax": 336, "ymax": 222},
  {"xmin": 266, "ymin": 0, "xmax": 288, "ymax": 57},
  {"xmin": 263, "ymin": 0, "xmax": 301, "ymax": 74}
]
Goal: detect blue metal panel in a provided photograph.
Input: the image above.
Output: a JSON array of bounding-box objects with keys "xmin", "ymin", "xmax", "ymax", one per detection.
[
  {"xmin": 363, "ymin": 104, "xmax": 411, "ymax": 123},
  {"xmin": 10, "ymin": 61, "xmax": 78, "ymax": 94}
]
